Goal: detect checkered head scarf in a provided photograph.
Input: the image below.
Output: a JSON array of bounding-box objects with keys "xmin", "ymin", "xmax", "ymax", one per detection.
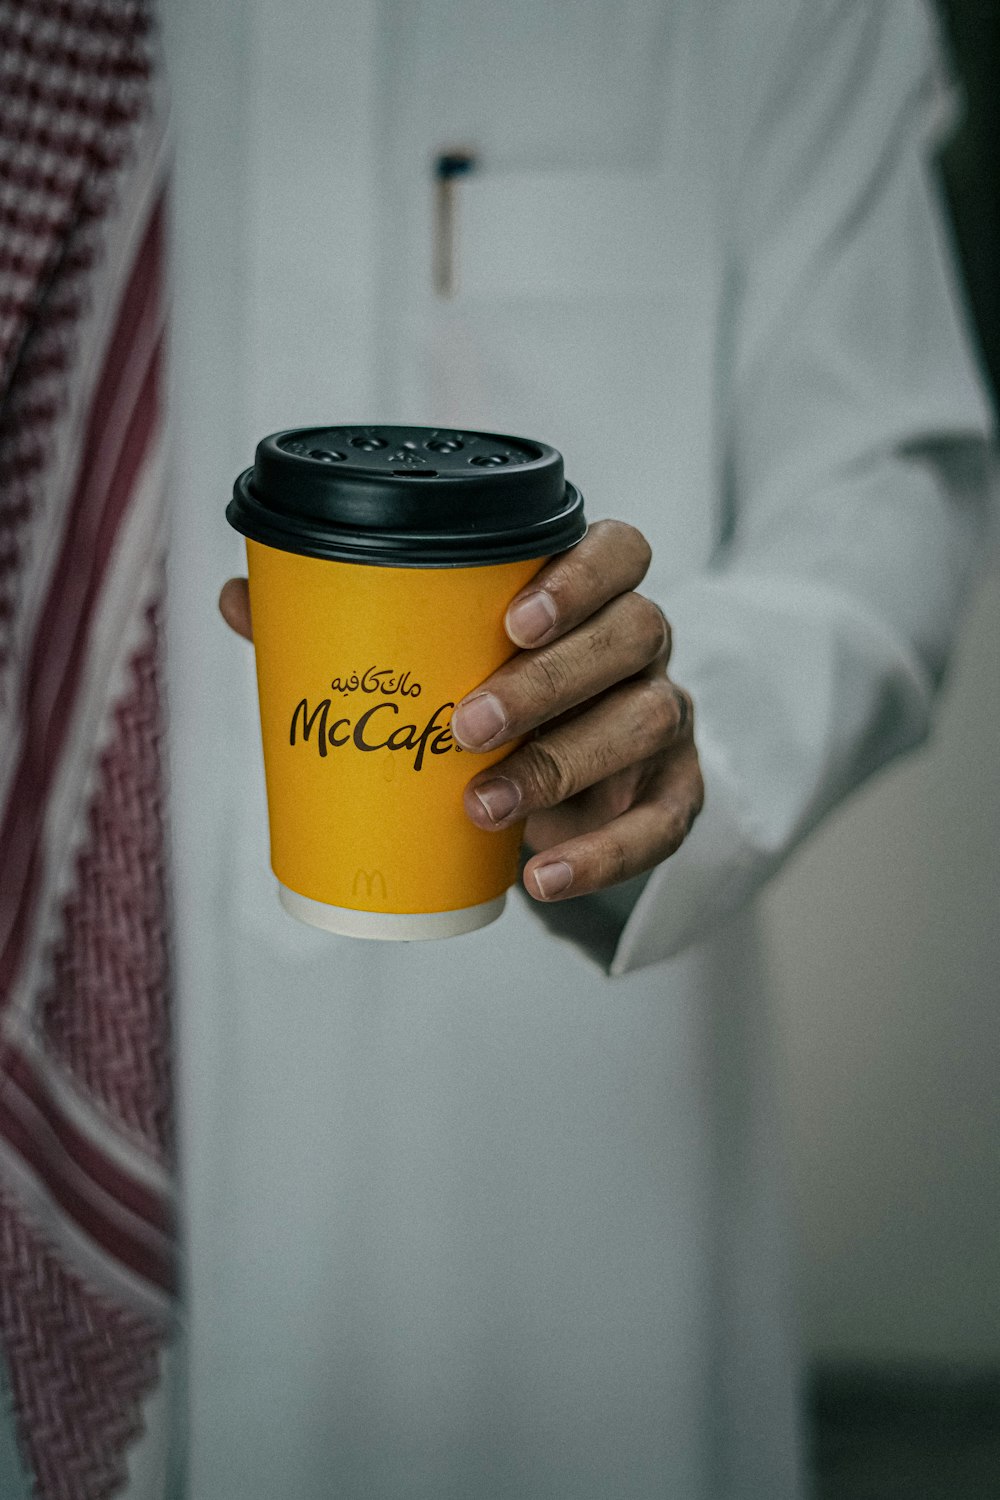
[{"xmin": 0, "ymin": 2, "xmax": 175, "ymax": 1496}]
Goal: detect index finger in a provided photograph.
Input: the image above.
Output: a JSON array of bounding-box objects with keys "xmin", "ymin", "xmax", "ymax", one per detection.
[{"xmin": 504, "ymin": 518, "xmax": 652, "ymax": 649}]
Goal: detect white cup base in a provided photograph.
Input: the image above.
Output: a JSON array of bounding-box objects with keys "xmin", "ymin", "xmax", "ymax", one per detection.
[{"xmin": 277, "ymin": 884, "xmax": 507, "ymax": 941}]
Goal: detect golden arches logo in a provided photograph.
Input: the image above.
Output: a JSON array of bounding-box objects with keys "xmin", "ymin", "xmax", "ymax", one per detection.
[{"xmin": 352, "ymin": 868, "xmax": 388, "ymax": 900}]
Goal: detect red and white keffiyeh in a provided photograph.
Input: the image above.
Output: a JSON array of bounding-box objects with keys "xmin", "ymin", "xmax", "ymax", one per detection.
[{"xmin": 0, "ymin": 3, "xmax": 175, "ymax": 1497}]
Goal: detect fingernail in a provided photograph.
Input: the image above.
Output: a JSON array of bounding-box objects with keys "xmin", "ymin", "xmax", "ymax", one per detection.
[
  {"xmin": 506, "ymin": 590, "xmax": 557, "ymax": 646},
  {"xmin": 473, "ymin": 777, "xmax": 521, "ymax": 825},
  {"xmin": 533, "ymin": 861, "xmax": 573, "ymax": 899},
  {"xmin": 452, "ymin": 692, "xmax": 506, "ymax": 748}
]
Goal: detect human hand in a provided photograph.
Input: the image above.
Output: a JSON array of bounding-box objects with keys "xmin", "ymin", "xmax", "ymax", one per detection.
[
  {"xmin": 218, "ymin": 519, "xmax": 703, "ymax": 905},
  {"xmin": 448, "ymin": 520, "xmax": 703, "ymax": 902}
]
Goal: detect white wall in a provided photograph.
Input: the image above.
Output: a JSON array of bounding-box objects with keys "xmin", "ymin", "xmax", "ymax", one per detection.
[{"xmin": 763, "ymin": 561, "xmax": 1000, "ymax": 1364}]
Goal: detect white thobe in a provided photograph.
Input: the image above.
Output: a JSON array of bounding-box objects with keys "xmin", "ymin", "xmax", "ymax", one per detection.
[{"xmin": 156, "ymin": 1, "xmax": 995, "ymax": 1497}]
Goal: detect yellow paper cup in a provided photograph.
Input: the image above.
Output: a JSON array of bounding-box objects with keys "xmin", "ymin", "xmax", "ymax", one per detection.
[{"xmin": 228, "ymin": 425, "xmax": 586, "ymax": 940}]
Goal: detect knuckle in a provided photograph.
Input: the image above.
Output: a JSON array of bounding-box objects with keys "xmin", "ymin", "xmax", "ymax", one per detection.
[
  {"xmin": 589, "ymin": 729, "xmax": 622, "ymax": 781},
  {"xmin": 545, "ymin": 523, "xmax": 607, "ymax": 603},
  {"xmin": 635, "ymin": 677, "xmax": 678, "ymax": 743},
  {"xmin": 520, "ymin": 644, "xmax": 573, "ymax": 711},
  {"xmin": 603, "ymin": 518, "xmax": 652, "ymax": 573},
  {"xmin": 599, "ymin": 832, "xmax": 630, "ymax": 888},
  {"xmin": 551, "ymin": 535, "xmax": 611, "ymax": 612},
  {"xmin": 672, "ymin": 684, "xmax": 694, "ymax": 737},
  {"xmin": 659, "ymin": 767, "xmax": 705, "ymax": 851},
  {"xmin": 672, "ymin": 798, "xmax": 694, "ymax": 844},
  {"xmin": 627, "ymin": 593, "xmax": 670, "ymax": 661},
  {"xmin": 578, "ymin": 532, "xmax": 615, "ymax": 591},
  {"xmin": 654, "ymin": 602, "xmax": 672, "ymax": 661},
  {"xmin": 523, "ymin": 738, "xmax": 574, "ymax": 805},
  {"xmin": 656, "ymin": 802, "xmax": 689, "ymax": 858},
  {"xmin": 543, "ymin": 519, "xmax": 654, "ymax": 620}
]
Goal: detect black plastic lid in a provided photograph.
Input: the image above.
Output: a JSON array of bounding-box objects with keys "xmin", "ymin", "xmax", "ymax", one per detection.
[{"xmin": 227, "ymin": 424, "xmax": 586, "ymax": 567}]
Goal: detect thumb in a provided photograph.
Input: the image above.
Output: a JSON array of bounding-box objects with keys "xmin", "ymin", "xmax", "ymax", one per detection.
[{"xmin": 219, "ymin": 577, "xmax": 253, "ymax": 641}]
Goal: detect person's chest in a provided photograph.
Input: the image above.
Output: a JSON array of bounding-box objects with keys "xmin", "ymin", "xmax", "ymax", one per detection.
[{"xmin": 240, "ymin": 0, "xmax": 747, "ymax": 583}]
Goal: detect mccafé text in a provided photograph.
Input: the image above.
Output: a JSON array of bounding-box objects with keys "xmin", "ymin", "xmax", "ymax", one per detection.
[{"xmin": 289, "ymin": 697, "xmax": 459, "ymax": 773}]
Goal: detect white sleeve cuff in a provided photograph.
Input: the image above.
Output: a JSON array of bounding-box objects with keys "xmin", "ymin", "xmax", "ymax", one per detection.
[
  {"xmin": 610, "ymin": 737, "xmax": 763, "ymax": 975},
  {"xmin": 520, "ymin": 737, "xmax": 764, "ymax": 978}
]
